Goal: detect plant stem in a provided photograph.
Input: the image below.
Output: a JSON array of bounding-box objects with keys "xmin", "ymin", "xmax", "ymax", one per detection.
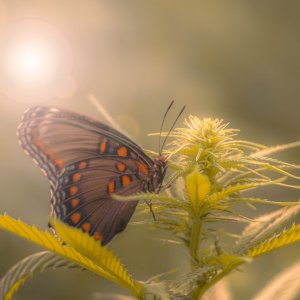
[{"xmin": 189, "ymin": 217, "xmax": 202, "ymax": 264}]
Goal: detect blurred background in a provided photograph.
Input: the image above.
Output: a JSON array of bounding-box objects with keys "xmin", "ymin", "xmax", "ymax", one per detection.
[{"xmin": 0, "ymin": 1, "xmax": 300, "ymax": 299}]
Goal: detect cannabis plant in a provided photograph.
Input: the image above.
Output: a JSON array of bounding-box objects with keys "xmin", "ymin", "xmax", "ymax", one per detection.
[{"xmin": 1, "ymin": 116, "xmax": 300, "ymax": 300}]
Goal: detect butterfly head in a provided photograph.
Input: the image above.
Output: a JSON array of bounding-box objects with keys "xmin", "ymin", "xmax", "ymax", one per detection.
[{"xmin": 150, "ymin": 155, "xmax": 167, "ymax": 192}]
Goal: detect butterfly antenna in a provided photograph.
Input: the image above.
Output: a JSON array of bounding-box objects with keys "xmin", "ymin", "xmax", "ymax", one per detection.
[
  {"xmin": 160, "ymin": 105, "xmax": 186, "ymax": 154},
  {"xmin": 159, "ymin": 100, "xmax": 174, "ymax": 155}
]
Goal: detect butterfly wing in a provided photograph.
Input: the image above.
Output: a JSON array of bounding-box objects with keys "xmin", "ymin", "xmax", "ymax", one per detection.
[
  {"xmin": 52, "ymin": 157, "xmax": 145, "ymax": 245},
  {"xmin": 17, "ymin": 106, "xmax": 153, "ymax": 185},
  {"xmin": 18, "ymin": 106, "xmax": 155, "ymax": 244}
]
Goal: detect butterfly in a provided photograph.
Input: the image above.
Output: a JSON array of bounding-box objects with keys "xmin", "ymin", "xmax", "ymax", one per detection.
[{"xmin": 17, "ymin": 106, "xmax": 168, "ymax": 245}]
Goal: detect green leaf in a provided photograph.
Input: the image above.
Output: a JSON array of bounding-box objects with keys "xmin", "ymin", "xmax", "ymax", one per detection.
[
  {"xmin": 248, "ymin": 223, "xmax": 300, "ymax": 257},
  {"xmin": 235, "ymin": 205, "xmax": 300, "ymax": 255},
  {"xmin": 113, "ymin": 192, "xmax": 190, "ymax": 211},
  {"xmin": 208, "ymin": 178, "xmax": 286, "ymax": 204},
  {"xmin": 185, "ymin": 169, "xmax": 211, "ymax": 214},
  {"xmin": 50, "ymin": 219, "xmax": 143, "ymax": 296},
  {"xmin": 0, "ymin": 251, "xmax": 78, "ymax": 300},
  {"xmin": 169, "ymin": 265, "xmax": 220, "ymax": 297},
  {"xmin": 251, "ymin": 140, "xmax": 300, "ymax": 157},
  {"xmin": 2, "ymin": 276, "xmax": 29, "ymax": 300},
  {"xmin": 230, "ymin": 197, "xmax": 300, "ymax": 207},
  {"xmin": 210, "ymin": 254, "xmax": 250, "ymax": 270},
  {"xmin": 0, "ymin": 214, "xmax": 142, "ymax": 297}
]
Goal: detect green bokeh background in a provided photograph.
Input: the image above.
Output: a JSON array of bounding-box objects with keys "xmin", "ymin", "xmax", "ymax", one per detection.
[{"xmin": 0, "ymin": 1, "xmax": 299, "ymax": 299}]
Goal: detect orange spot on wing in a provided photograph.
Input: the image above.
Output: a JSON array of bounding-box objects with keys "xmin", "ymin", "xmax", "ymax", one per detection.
[
  {"xmin": 122, "ymin": 175, "xmax": 132, "ymax": 186},
  {"xmin": 117, "ymin": 146, "xmax": 128, "ymax": 157},
  {"xmin": 93, "ymin": 231, "xmax": 103, "ymax": 241},
  {"xmin": 100, "ymin": 138, "xmax": 107, "ymax": 154},
  {"xmin": 70, "ymin": 186, "xmax": 78, "ymax": 195},
  {"xmin": 34, "ymin": 139, "xmax": 45, "ymax": 150},
  {"xmin": 70, "ymin": 198, "xmax": 79, "ymax": 207},
  {"xmin": 117, "ymin": 162, "xmax": 126, "ymax": 172},
  {"xmin": 70, "ymin": 212, "xmax": 81, "ymax": 224},
  {"xmin": 45, "ymin": 150, "xmax": 55, "ymax": 159},
  {"xmin": 79, "ymin": 161, "xmax": 87, "ymax": 169},
  {"xmin": 72, "ymin": 173, "xmax": 81, "ymax": 182},
  {"xmin": 54, "ymin": 159, "xmax": 64, "ymax": 169},
  {"xmin": 108, "ymin": 180, "xmax": 115, "ymax": 193},
  {"xmin": 82, "ymin": 222, "xmax": 91, "ymax": 233},
  {"xmin": 138, "ymin": 162, "xmax": 149, "ymax": 175}
]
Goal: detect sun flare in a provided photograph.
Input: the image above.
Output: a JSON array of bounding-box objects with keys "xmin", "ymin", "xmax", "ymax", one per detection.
[
  {"xmin": 17, "ymin": 45, "xmax": 48, "ymax": 76},
  {"xmin": 0, "ymin": 20, "xmax": 74, "ymax": 102},
  {"xmin": 7, "ymin": 39, "xmax": 55, "ymax": 84}
]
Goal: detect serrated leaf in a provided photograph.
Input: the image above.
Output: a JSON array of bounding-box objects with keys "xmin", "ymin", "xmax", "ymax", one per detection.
[
  {"xmin": 208, "ymin": 178, "xmax": 285, "ymax": 204},
  {"xmin": 51, "ymin": 219, "xmax": 142, "ymax": 295},
  {"xmin": 0, "ymin": 251, "xmax": 78, "ymax": 300},
  {"xmin": 235, "ymin": 205, "xmax": 300, "ymax": 255},
  {"xmin": 113, "ymin": 192, "xmax": 190, "ymax": 212},
  {"xmin": 251, "ymin": 141, "xmax": 300, "ymax": 158},
  {"xmin": 252, "ymin": 261, "xmax": 300, "ymax": 300},
  {"xmin": 2, "ymin": 275, "xmax": 29, "ymax": 300},
  {"xmin": 209, "ymin": 254, "xmax": 250, "ymax": 270},
  {"xmin": 230, "ymin": 197, "xmax": 300, "ymax": 207},
  {"xmin": 185, "ymin": 169, "xmax": 211, "ymax": 211},
  {"xmin": 248, "ymin": 223, "xmax": 300, "ymax": 257},
  {"xmin": 0, "ymin": 214, "xmax": 142, "ymax": 297},
  {"xmin": 169, "ymin": 265, "xmax": 221, "ymax": 296}
]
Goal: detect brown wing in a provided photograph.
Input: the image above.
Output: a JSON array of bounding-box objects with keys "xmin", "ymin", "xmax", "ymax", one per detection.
[
  {"xmin": 18, "ymin": 106, "xmax": 154, "ymax": 244},
  {"xmin": 52, "ymin": 157, "xmax": 150, "ymax": 245},
  {"xmin": 17, "ymin": 106, "xmax": 153, "ymax": 185}
]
